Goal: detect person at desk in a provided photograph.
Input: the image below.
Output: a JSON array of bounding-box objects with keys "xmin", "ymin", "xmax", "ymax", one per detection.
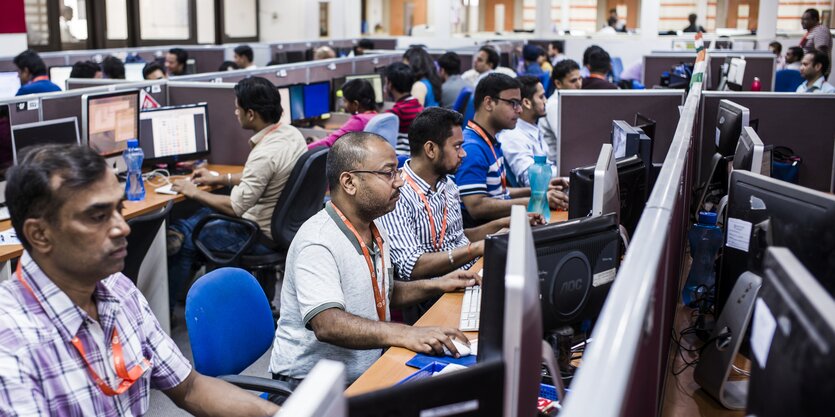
[
  {"xmin": 582, "ymin": 49, "xmax": 619, "ymax": 90},
  {"xmin": 167, "ymin": 77, "xmax": 306, "ymax": 310},
  {"xmin": 497, "ymin": 76, "xmax": 554, "ymax": 186},
  {"xmin": 234, "ymin": 45, "xmax": 256, "ymax": 70},
  {"xmin": 70, "ymin": 60, "xmax": 102, "ymax": 79},
  {"xmin": 438, "ymin": 52, "xmax": 473, "ymax": 109},
  {"xmin": 165, "ymin": 48, "xmax": 188, "ymax": 77},
  {"xmin": 539, "ymin": 60, "xmax": 582, "ymax": 165},
  {"xmin": 307, "ymin": 79, "xmax": 378, "ymax": 149},
  {"xmin": 785, "ymin": 46, "xmax": 804, "ymax": 71},
  {"xmin": 142, "ymin": 62, "xmax": 166, "ymax": 80},
  {"xmin": 101, "ymin": 56, "xmax": 126, "ymax": 79},
  {"xmin": 0, "ymin": 145, "xmax": 278, "ymax": 416},
  {"xmin": 454, "ymin": 73, "xmax": 568, "ymax": 227},
  {"xmin": 403, "ymin": 46, "xmax": 442, "ymax": 107},
  {"xmin": 797, "ymin": 50, "xmax": 835, "ymax": 93},
  {"xmin": 13, "ymin": 50, "xmax": 61, "ymax": 96},
  {"xmin": 384, "ymin": 62, "xmax": 424, "ymax": 155},
  {"xmin": 269, "ymin": 132, "xmax": 480, "ymax": 398}
]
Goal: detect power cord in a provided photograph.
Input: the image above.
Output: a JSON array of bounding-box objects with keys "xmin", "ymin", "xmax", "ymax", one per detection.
[{"xmin": 143, "ymin": 169, "xmax": 172, "ymax": 187}]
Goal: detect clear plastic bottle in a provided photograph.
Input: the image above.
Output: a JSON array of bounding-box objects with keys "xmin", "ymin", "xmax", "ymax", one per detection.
[
  {"xmin": 682, "ymin": 211, "xmax": 723, "ymax": 306},
  {"xmin": 527, "ymin": 155, "xmax": 551, "ymax": 223},
  {"xmin": 124, "ymin": 139, "xmax": 145, "ymax": 201},
  {"xmin": 335, "ymin": 89, "xmax": 345, "ymax": 112}
]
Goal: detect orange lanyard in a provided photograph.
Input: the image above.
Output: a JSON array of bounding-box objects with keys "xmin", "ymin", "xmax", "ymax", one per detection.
[
  {"xmin": 466, "ymin": 120, "xmax": 508, "ymax": 193},
  {"xmin": 330, "ymin": 203, "xmax": 388, "ymax": 321},
  {"xmin": 402, "ymin": 171, "xmax": 448, "ymax": 251},
  {"xmin": 589, "ymin": 73, "xmax": 607, "ymax": 80},
  {"xmin": 31, "ymin": 75, "xmax": 50, "ymax": 83},
  {"xmin": 15, "ymin": 263, "xmax": 151, "ymax": 396}
]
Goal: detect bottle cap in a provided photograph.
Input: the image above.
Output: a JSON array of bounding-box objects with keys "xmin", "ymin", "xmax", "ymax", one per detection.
[
  {"xmin": 534, "ymin": 155, "xmax": 547, "ymax": 164},
  {"xmin": 698, "ymin": 211, "xmax": 717, "ymax": 225},
  {"xmin": 127, "ymin": 138, "xmax": 139, "ymax": 148}
]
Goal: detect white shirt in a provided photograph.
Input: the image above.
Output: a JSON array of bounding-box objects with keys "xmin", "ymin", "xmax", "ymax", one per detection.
[
  {"xmin": 497, "ymin": 118, "xmax": 555, "ymax": 186},
  {"xmin": 463, "ymin": 67, "xmax": 518, "ymax": 87},
  {"xmin": 785, "ymin": 62, "xmax": 801, "ymax": 71},
  {"xmin": 796, "ymin": 76, "xmax": 835, "ymax": 93},
  {"xmin": 538, "ymin": 91, "xmax": 561, "ymax": 167},
  {"xmin": 599, "ymin": 26, "xmax": 617, "ymax": 34}
]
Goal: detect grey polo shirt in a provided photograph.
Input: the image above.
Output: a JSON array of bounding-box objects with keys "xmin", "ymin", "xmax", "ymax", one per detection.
[{"xmin": 269, "ymin": 203, "xmax": 393, "ymax": 383}]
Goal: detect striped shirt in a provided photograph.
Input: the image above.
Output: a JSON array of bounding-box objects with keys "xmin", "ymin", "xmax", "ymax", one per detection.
[
  {"xmin": 802, "ymin": 24, "xmax": 833, "ymax": 55},
  {"xmin": 387, "ymin": 95, "xmax": 423, "ymax": 155},
  {"xmin": 379, "ymin": 160, "xmax": 473, "ymax": 280},
  {"xmin": 455, "ymin": 121, "xmax": 511, "ymax": 223},
  {"xmin": 0, "ymin": 253, "xmax": 192, "ymax": 416}
]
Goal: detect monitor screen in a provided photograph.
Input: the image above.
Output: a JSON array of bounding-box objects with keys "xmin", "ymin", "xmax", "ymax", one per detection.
[
  {"xmin": 125, "ymin": 63, "xmax": 146, "ymax": 81},
  {"xmin": 0, "ymin": 105, "xmax": 14, "ymax": 172},
  {"xmin": 289, "ymin": 84, "xmax": 305, "ymax": 121},
  {"xmin": 345, "ymin": 74, "xmax": 384, "ymax": 105},
  {"xmin": 11, "ymin": 117, "xmax": 80, "ymax": 164},
  {"xmin": 49, "ymin": 66, "xmax": 73, "ymax": 91},
  {"xmin": 732, "ymin": 126, "xmax": 764, "ymax": 175},
  {"xmin": 138, "ymin": 104, "xmax": 209, "ymax": 163},
  {"xmin": 0, "ymin": 72, "xmax": 21, "ymax": 98},
  {"xmin": 611, "ymin": 120, "xmax": 641, "ymax": 159},
  {"xmin": 303, "ymin": 81, "xmax": 331, "ymax": 119},
  {"xmin": 715, "ymin": 99, "xmax": 750, "ymax": 157},
  {"xmin": 568, "ymin": 155, "xmax": 646, "ymax": 237},
  {"xmin": 83, "ymin": 90, "xmax": 140, "ymax": 157},
  {"xmin": 278, "ymin": 87, "xmax": 291, "ymax": 126}
]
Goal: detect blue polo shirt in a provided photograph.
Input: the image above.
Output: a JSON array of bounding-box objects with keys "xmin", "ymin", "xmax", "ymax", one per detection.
[
  {"xmin": 16, "ymin": 78, "xmax": 61, "ymax": 96},
  {"xmin": 455, "ymin": 121, "xmax": 511, "ymax": 224}
]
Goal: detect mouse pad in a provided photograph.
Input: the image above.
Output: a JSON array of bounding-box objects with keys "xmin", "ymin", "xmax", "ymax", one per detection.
[{"xmin": 406, "ymin": 353, "xmax": 477, "ymax": 369}]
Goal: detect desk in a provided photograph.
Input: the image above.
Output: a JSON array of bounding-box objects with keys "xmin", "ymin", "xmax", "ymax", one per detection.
[
  {"xmin": 346, "ymin": 210, "xmax": 569, "ymax": 397},
  {"xmin": 0, "ymin": 164, "xmax": 243, "ymax": 334}
]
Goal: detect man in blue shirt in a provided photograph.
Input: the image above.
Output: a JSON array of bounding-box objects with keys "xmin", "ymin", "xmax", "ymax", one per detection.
[
  {"xmin": 14, "ymin": 50, "xmax": 61, "ymax": 96},
  {"xmin": 455, "ymin": 73, "xmax": 568, "ymax": 227}
]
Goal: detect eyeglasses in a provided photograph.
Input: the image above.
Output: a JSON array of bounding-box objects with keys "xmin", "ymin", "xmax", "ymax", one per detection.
[
  {"xmin": 494, "ymin": 97, "xmax": 523, "ymax": 110},
  {"xmin": 349, "ymin": 169, "xmax": 400, "ymax": 183}
]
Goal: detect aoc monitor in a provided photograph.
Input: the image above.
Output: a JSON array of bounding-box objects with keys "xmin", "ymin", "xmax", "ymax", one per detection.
[{"xmin": 11, "ymin": 117, "xmax": 80, "ymax": 164}]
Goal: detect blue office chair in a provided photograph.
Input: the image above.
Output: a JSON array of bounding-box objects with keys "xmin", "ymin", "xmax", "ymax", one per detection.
[
  {"xmin": 453, "ymin": 87, "xmax": 473, "ymax": 115},
  {"xmin": 364, "ymin": 113, "xmax": 399, "ymax": 149},
  {"xmin": 610, "ymin": 57, "xmax": 624, "ymax": 84},
  {"xmin": 775, "ymin": 69, "xmax": 804, "ymax": 92},
  {"xmin": 397, "ymin": 154, "xmax": 409, "ymax": 168},
  {"xmin": 463, "ymin": 94, "xmax": 475, "ymax": 125},
  {"xmin": 185, "ymin": 267, "xmax": 293, "ymax": 395}
]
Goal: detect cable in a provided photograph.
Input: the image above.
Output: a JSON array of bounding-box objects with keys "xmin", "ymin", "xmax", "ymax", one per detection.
[{"xmin": 143, "ymin": 169, "xmax": 172, "ymax": 187}]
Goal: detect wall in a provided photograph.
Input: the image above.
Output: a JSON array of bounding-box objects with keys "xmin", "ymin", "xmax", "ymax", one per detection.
[
  {"xmin": 389, "ymin": 0, "xmax": 428, "ymax": 36},
  {"xmin": 484, "ymin": 0, "xmax": 515, "ymax": 31},
  {"xmin": 258, "ymin": 0, "xmax": 319, "ymax": 41},
  {"xmin": 1, "ymin": 0, "xmax": 27, "ymax": 55}
]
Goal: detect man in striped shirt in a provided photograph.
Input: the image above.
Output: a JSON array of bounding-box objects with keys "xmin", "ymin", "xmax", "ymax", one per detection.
[
  {"xmin": 384, "ymin": 62, "xmax": 424, "ymax": 155},
  {"xmin": 801, "ymin": 8, "xmax": 832, "ymax": 75},
  {"xmin": 455, "ymin": 73, "xmax": 569, "ymax": 227}
]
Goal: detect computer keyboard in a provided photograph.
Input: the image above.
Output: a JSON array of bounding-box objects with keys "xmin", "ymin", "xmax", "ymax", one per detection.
[
  {"xmin": 459, "ymin": 285, "xmax": 482, "ymax": 331},
  {"xmin": 154, "ymin": 184, "xmax": 178, "ymax": 195}
]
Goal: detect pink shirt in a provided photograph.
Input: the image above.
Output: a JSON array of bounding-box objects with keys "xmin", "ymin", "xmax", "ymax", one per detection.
[{"xmin": 308, "ymin": 112, "xmax": 377, "ymax": 149}]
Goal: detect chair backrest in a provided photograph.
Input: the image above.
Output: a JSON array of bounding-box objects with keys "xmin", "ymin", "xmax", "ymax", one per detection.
[
  {"xmin": 123, "ymin": 200, "xmax": 173, "ymax": 283},
  {"xmin": 463, "ymin": 94, "xmax": 475, "ymax": 125},
  {"xmin": 397, "ymin": 154, "xmax": 409, "ymax": 168},
  {"xmin": 270, "ymin": 147, "xmax": 329, "ymax": 251},
  {"xmin": 185, "ymin": 267, "xmax": 275, "ymax": 377},
  {"xmin": 364, "ymin": 113, "xmax": 399, "ymax": 149},
  {"xmin": 610, "ymin": 57, "xmax": 624, "ymax": 83},
  {"xmin": 453, "ymin": 86, "xmax": 473, "ymax": 114},
  {"xmin": 775, "ymin": 69, "xmax": 804, "ymax": 92}
]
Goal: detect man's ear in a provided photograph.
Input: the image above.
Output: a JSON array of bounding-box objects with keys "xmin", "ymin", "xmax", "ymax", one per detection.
[
  {"xmin": 522, "ymin": 97, "xmax": 533, "ymax": 110},
  {"xmin": 424, "ymin": 140, "xmax": 439, "ymax": 160},
  {"xmin": 23, "ymin": 218, "xmax": 53, "ymax": 255},
  {"xmin": 339, "ymin": 172, "xmax": 358, "ymax": 196}
]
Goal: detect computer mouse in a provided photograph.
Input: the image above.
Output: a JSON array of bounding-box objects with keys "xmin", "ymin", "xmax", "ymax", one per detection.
[
  {"xmin": 209, "ymin": 170, "xmax": 220, "ymax": 176},
  {"xmin": 442, "ymin": 338, "xmax": 471, "ymax": 357}
]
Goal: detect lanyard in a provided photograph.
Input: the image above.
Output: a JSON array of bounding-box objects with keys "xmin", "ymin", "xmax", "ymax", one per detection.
[
  {"xmin": 31, "ymin": 75, "xmax": 50, "ymax": 83},
  {"xmin": 588, "ymin": 73, "xmax": 607, "ymax": 80},
  {"xmin": 330, "ymin": 203, "xmax": 388, "ymax": 321},
  {"xmin": 15, "ymin": 263, "xmax": 151, "ymax": 396},
  {"xmin": 402, "ymin": 171, "xmax": 448, "ymax": 251},
  {"xmin": 466, "ymin": 120, "xmax": 508, "ymax": 193}
]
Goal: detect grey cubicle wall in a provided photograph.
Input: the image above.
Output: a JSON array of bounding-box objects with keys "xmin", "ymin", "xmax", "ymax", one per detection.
[
  {"xmin": 642, "ymin": 53, "xmax": 704, "ymax": 86},
  {"xmin": 643, "ymin": 51, "xmax": 775, "ymax": 91},
  {"xmin": 167, "ymin": 82, "xmax": 250, "ymax": 165},
  {"xmin": 697, "ymin": 92, "xmax": 835, "ymax": 193},
  {"xmin": 557, "ymin": 89, "xmax": 685, "ymax": 176},
  {"xmin": 183, "ymin": 47, "xmax": 226, "ymax": 74},
  {"xmin": 0, "ymin": 97, "xmax": 40, "ymax": 126}
]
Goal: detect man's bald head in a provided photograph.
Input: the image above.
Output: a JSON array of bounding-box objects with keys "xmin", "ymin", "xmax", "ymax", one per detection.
[{"xmin": 326, "ymin": 132, "xmax": 390, "ymax": 191}]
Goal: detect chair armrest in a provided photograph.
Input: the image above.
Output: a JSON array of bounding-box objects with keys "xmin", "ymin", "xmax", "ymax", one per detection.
[
  {"xmin": 192, "ymin": 213, "xmax": 261, "ymax": 266},
  {"xmin": 218, "ymin": 374, "xmax": 295, "ymax": 396}
]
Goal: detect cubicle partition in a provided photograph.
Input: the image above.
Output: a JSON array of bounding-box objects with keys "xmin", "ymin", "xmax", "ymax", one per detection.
[
  {"xmin": 696, "ymin": 92, "xmax": 835, "ymax": 193},
  {"xmin": 557, "ymin": 89, "xmax": 685, "ymax": 176},
  {"xmin": 642, "ymin": 53, "xmax": 703, "ymax": 87},
  {"xmin": 644, "ymin": 51, "xmax": 775, "ymax": 91},
  {"xmin": 0, "ymin": 97, "xmax": 40, "ymax": 126},
  {"xmin": 183, "ymin": 47, "xmax": 227, "ymax": 74}
]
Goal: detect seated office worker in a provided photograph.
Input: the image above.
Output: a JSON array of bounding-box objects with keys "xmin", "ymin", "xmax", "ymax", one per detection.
[
  {"xmin": 142, "ymin": 62, "xmax": 166, "ymax": 80},
  {"xmin": 308, "ymin": 79, "xmax": 378, "ymax": 149},
  {"xmin": 384, "ymin": 62, "xmax": 424, "ymax": 155},
  {"xmin": 270, "ymin": 132, "xmax": 480, "ymax": 395},
  {"xmin": 13, "ymin": 50, "xmax": 61, "ymax": 96},
  {"xmin": 437, "ymin": 52, "xmax": 473, "ymax": 108},
  {"xmin": 498, "ymin": 76, "xmax": 554, "ymax": 186},
  {"xmin": 234, "ymin": 45, "xmax": 256, "ymax": 70},
  {"xmin": 582, "ymin": 49, "xmax": 619, "ymax": 90},
  {"xmin": 165, "ymin": 48, "xmax": 189, "ymax": 77},
  {"xmin": 454, "ymin": 73, "xmax": 569, "ymax": 227},
  {"xmin": 0, "ymin": 145, "xmax": 278, "ymax": 416},
  {"xmin": 539, "ymin": 60, "xmax": 583, "ymax": 165},
  {"xmin": 168, "ymin": 77, "xmax": 306, "ymax": 308},
  {"xmin": 797, "ymin": 50, "xmax": 835, "ymax": 93}
]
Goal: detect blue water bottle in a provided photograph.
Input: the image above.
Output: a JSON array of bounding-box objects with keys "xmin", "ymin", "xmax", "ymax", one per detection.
[
  {"xmin": 124, "ymin": 139, "xmax": 145, "ymax": 201},
  {"xmin": 682, "ymin": 211, "xmax": 723, "ymax": 306},
  {"xmin": 527, "ymin": 155, "xmax": 551, "ymax": 223}
]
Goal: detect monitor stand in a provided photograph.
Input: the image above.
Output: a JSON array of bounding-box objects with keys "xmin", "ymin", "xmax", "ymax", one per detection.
[
  {"xmin": 106, "ymin": 155, "xmax": 128, "ymax": 182},
  {"xmin": 163, "ymin": 162, "xmax": 194, "ymax": 176}
]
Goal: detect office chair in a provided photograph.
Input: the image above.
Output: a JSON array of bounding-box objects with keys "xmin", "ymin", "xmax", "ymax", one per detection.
[
  {"xmin": 364, "ymin": 112, "xmax": 399, "ymax": 149},
  {"xmin": 191, "ymin": 147, "xmax": 329, "ymax": 301},
  {"xmin": 774, "ymin": 69, "xmax": 804, "ymax": 92},
  {"xmin": 123, "ymin": 200, "xmax": 173, "ymax": 284},
  {"xmin": 453, "ymin": 87, "xmax": 473, "ymax": 115},
  {"xmin": 610, "ymin": 57, "xmax": 624, "ymax": 84},
  {"xmin": 185, "ymin": 267, "xmax": 294, "ymax": 396}
]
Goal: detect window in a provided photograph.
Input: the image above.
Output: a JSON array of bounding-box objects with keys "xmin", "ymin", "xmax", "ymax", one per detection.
[{"xmin": 777, "ymin": 0, "xmax": 831, "ymax": 31}]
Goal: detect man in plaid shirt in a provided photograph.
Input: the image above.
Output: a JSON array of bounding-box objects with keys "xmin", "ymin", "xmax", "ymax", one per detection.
[{"xmin": 0, "ymin": 145, "xmax": 278, "ymax": 416}]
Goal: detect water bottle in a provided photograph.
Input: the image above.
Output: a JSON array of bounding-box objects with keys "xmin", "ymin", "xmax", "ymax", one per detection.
[
  {"xmin": 527, "ymin": 155, "xmax": 551, "ymax": 223},
  {"xmin": 751, "ymin": 77, "xmax": 762, "ymax": 92},
  {"xmin": 124, "ymin": 139, "xmax": 145, "ymax": 201},
  {"xmin": 682, "ymin": 211, "xmax": 723, "ymax": 306},
  {"xmin": 335, "ymin": 89, "xmax": 345, "ymax": 112}
]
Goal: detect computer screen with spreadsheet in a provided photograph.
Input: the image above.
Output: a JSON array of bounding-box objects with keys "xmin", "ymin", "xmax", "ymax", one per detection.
[
  {"xmin": 82, "ymin": 89, "xmax": 140, "ymax": 157},
  {"xmin": 138, "ymin": 103, "xmax": 210, "ymax": 166}
]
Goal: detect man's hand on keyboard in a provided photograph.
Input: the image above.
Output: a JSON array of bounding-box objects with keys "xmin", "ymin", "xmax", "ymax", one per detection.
[
  {"xmin": 436, "ymin": 269, "xmax": 481, "ymax": 293},
  {"xmin": 171, "ymin": 178, "xmax": 198, "ymax": 198},
  {"xmin": 399, "ymin": 326, "xmax": 469, "ymax": 358}
]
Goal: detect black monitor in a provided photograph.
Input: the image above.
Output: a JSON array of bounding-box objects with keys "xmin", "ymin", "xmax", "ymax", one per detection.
[
  {"xmin": 286, "ymin": 50, "xmax": 306, "ymax": 63},
  {"xmin": 81, "ymin": 89, "xmax": 140, "ymax": 157},
  {"xmin": 717, "ymin": 170, "xmax": 835, "ymax": 315},
  {"xmin": 731, "ymin": 126, "xmax": 764, "ymax": 175},
  {"xmin": 745, "ymin": 247, "xmax": 835, "ymax": 417},
  {"xmin": 634, "ymin": 113, "xmax": 656, "ymax": 142},
  {"xmin": 715, "ymin": 99, "xmax": 750, "ymax": 157},
  {"xmin": 137, "ymin": 104, "xmax": 210, "ymax": 172},
  {"xmin": 11, "ymin": 117, "xmax": 80, "ymax": 164}
]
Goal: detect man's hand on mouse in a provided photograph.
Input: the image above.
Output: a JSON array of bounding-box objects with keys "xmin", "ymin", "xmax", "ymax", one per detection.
[
  {"xmin": 190, "ymin": 167, "xmax": 219, "ymax": 186},
  {"xmin": 435, "ymin": 269, "xmax": 481, "ymax": 293},
  {"xmin": 400, "ymin": 326, "xmax": 470, "ymax": 358}
]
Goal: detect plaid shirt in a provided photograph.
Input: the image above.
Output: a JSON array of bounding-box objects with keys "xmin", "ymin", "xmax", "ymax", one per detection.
[{"xmin": 0, "ymin": 252, "xmax": 192, "ymax": 416}]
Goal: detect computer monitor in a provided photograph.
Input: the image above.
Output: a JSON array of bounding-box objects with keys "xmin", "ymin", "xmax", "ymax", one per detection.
[
  {"xmin": 11, "ymin": 117, "xmax": 80, "ymax": 164},
  {"xmin": 717, "ymin": 170, "xmax": 835, "ymax": 315},
  {"xmin": 186, "ymin": 58, "xmax": 197, "ymax": 74},
  {"xmin": 137, "ymin": 104, "xmax": 209, "ymax": 170},
  {"xmin": 286, "ymin": 50, "xmax": 305, "ymax": 63},
  {"xmin": 345, "ymin": 74, "xmax": 384, "ymax": 105},
  {"xmin": 732, "ymin": 126, "xmax": 764, "ymax": 175},
  {"xmin": 277, "ymin": 87, "xmax": 291, "ymax": 126},
  {"xmin": 0, "ymin": 105, "xmax": 12, "ymax": 172},
  {"xmin": 634, "ymin": 113, "xmax": 656, "ymax": 142},
  {"xmin": 745, "ymin": 247, "xmax": 835, "ymax": 417},
  {"xmin": 288, "ymin": 84, "xmax": 305, "ymax": 121},
  {"xmin": 569, "ymin": 155, "xmax": 646, "ymax": 237},
  {"xmin": 125, "ymin": 63, "xmax": 146, "ymax": 81},
  {"xmin": 275, "ymin": 359, "xmax": 347, "ymax": 417},
  {"xmin": 725, "ymin": 57, "xmax": 746, "ymax": 91},
  {"xmin": 82, "ymin": 90, "xmax": 140, "ymax": 157},
  {"xmin": 715, "ymin": 99, "xmax": 750, "ymax": 157},
  {"xmin": 49, "ymin": 65, "xmax": 73, "ymax": 91},
  {"xmin": 303, "ymin": 81, "xmax": 331, "ymax": 119},
  {"xmin": 592, "ymin": 144, "xmax": 620, "ymax": 221},
  {"xmin": 0, "ymin": 72, "xmax": 21, "ymax": 98},
  {"xmin": 611, "ymin": 120, "xmax": 641, "ymax": 159}
]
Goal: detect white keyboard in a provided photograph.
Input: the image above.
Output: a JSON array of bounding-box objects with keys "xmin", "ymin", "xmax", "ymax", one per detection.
[
  {"xmin": 154, "ymin": 184, "xmax": 178, "ymax": 195},
  {"xmin": 459, "ymin": 285, "xmax": 482, "ymax": 331}
]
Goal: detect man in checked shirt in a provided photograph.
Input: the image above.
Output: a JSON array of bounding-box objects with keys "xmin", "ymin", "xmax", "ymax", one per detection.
[{"xmin": 0, "ymin": 145, "xmax": 278, "ymax": 416}]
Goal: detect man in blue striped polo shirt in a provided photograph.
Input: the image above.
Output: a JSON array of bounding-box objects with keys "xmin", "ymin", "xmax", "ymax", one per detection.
[{"xmin": 455, "ymin": 73, "xmax": 569, "ymax": 227}]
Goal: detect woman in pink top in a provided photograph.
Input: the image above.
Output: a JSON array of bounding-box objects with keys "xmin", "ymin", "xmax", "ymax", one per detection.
[{"xmin": 308, "ymin": 79, "xmax": 378, "ymax": 149}]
